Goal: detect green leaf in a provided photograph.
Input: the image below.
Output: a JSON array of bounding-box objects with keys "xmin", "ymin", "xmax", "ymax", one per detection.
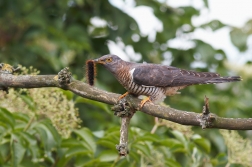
[
  {"xmin": 230, "ymin": 28, "xmax": 248, "ymax": 51},
  {"xmin": 55, "ymin": 156, "xmax": 72, "ymax": 167},
  {"xmin": 192, "ymin": 135, "xmax": 211, "ymax": 153},
  {"xmin": 171, "ymin": 130, "xmax": 187, "ymax": 144},
  {"xmin": 73, "ymin": 128, "xmax": 96, "ymax": 153},
  {"xmin": 75, "ymin": 97, "xmax": 111, "ymax": 113},
  {"xmin": 0, "ymin": 107, "xmax": 15, "ymax": 129},
  {"xmin": 105, "ymin": 126, "xmax": 121, "ymax": 135},
  {"xmin": 129, "ymin": 151, "xmax": 140, "ymax": 162},
  {"xmin": 65, "ymin": 146, "xmax": 91, "ymax": 158},
  {"xmin": 82, "ymin": 159, "xmax": 110, "ymax": 167},
  {"xmin": 61, "ymin": 138, "xmax": 82, "ymax": 148},
  {"xmin": 98, "ymin": 150, "xmax": 118, "ymax": 162},
  {"xmin": 0, "ymin": 138, "xmax": 10, "ymax": 145},
  {"xmin": 60, "ymin": 89, "xmax": 74, "ymax": 100},
  {"xmin": 19, "ymin": 95, "xmax": 36, "ymax": 111},
  {"xmin": 41, "ymin": 120, "xmax": 61, "ymax": 145},
  {"xmin": 211, "ymin": 153, "xmax": 228, "ymax": 166},
  {"xmin": 11, "ymin": 133, "xmax": 26, "ymax": 167},
  {"xmin": 12, "ymin": 113, "xmax": 30, "ymax": 131},
  {"xmin": 134, "ymin": 133, "xmax": 159, "ymax": 143},
  {"xmin": 203, "ymin": 0, "xmax": 209, "ymax": 8},
  {"xmin": 93, "ymin": 130, "xmax": 105, "ymax": 138},
  {"xmin": 18, "ymin": 131, "xmax": 37, "ymax": 146},
  {"xmin": 34, "ymin": 126, "xmax": 49, "ymax": 149},
  {"xmin": 89, "ymin": 27, "xmax": 108, "ymax": 38},
  {"xmin": 33, "ymin": 119, "xmax": 61, "ymax": 159},
  {"xmin": 97, "ymin": 140, "xmax": 117, "ymax": 150},
  {"xmin": 194, "ymin": 40, "xmax": 216, "ymax": 61},
  {"xmin": 133, "ymin": 143, "xmax": 151, "ymax": 157},
  {"xmin": 158, "ymin": 139, "xmax": 185, "ymax": 153},
  {"xmin": 96, "ymin": 128, "xmax": 119, "ymax": 149},
  {"xmin": 200, "ymin": 20, "xmax": 226, "ymax": 31},
  {"xmin": 18, "ymin": 132, "xmax": 40, "ymax": 160},
  {"xmin": 165, "ymin": 158, "xmax": 182, "ymax": 167},
  {"xmin": 12, "ymin": 113, "xmax": 30, "ymax": 123}
]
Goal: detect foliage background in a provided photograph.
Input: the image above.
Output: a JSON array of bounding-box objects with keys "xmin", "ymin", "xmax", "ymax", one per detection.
[{"xmin": 0, "ymin": 0, "xmax": 252, "ymax": 166}]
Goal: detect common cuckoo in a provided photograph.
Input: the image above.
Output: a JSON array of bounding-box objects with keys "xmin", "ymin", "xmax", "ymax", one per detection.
[{"xmin": 94, "ymin": 54, "xmax": 241, "ymax": 107}]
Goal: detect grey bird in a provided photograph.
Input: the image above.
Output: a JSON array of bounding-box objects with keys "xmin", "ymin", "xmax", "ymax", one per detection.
[{"xmin": 94, "ymin": 54, "xmax": 241, "ymax": 107}]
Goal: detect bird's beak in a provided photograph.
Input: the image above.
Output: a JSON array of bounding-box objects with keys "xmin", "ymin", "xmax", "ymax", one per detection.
[{"xmin": 93, "ymin": 58, "xmax": 105, "ymax": 64}]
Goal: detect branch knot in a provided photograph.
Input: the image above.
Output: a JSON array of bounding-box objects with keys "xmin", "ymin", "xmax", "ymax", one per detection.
[
  {"xmin": 111, "ymin": 98, "xmax": 135, "ymax": 118},
  {"xmin": 116, "ymin": 143, "xmax": 129, "ymax": 156},
  {"xmin": 57, "ymin": 67, "xmax": 72, "ymax": 86}
]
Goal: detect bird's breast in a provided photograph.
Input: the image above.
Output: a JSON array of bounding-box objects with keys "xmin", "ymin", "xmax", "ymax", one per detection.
[
  {"xmin": 126, "ymin": 81, "xmax": 166, "ymax": 101},
  {"xmin": 127, "ymin": 81, "xmax": 155, "ymax": 95}
]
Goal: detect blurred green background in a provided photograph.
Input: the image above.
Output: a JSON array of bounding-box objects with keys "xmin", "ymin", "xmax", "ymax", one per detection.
[{"xmin": 0, "ymin": 0, "xmax": 252, "ymax": 166}]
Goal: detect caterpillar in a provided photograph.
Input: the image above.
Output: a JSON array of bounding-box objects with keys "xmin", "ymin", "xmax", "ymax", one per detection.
[{"xmin": 85, "ymin": 60, "xmax": 96, "ymax": 86}]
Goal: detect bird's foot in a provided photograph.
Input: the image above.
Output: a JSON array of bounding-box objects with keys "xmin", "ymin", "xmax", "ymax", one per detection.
[
  {"xmin": 119, "ymin": 92, "xmax": 129, "ymax": 100},
  {"xmin": 140, "ymin": 96, "xmax": 152, "ymax": 108}
]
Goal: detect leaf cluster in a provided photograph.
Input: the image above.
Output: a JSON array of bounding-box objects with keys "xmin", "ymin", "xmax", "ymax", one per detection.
[{"xmin": 0, "ymin": 106, "xmax": 219, "ymax": 167}]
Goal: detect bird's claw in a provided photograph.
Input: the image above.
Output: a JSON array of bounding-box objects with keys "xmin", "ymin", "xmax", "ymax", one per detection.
[
  {"xmin": 139, "ymin": 97, "xmax": 151, "ymax": 108},
  {"xmin": 118, "ymin": 92, "xmax": 129, "ymax": 100}
]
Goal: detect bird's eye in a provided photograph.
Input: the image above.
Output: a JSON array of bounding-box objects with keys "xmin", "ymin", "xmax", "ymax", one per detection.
[{"xmin": 106, "ymin": 58, "xmax": 112, "ymax": 62}]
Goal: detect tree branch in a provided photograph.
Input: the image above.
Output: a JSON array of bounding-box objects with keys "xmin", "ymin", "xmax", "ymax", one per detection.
[
  {"xmin": 1, "ymin": 72, "xmax": 252, "ymax": 130},
  {"xmin": 112, "ymin": 98, "xmax": 135, "ymax": 156}
]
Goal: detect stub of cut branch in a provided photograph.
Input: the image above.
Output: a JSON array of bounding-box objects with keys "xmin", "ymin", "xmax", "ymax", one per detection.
[
  {"xmin": 197, "ymin": 96, "xmax": 216, "ymax": 129},
  {"xmin": 0, "ymin": 63, "xmax": 21, "ymax": 93},
  {"xmin": 0, "ymin": 67, "xmax": 252, "ymax": 130}
]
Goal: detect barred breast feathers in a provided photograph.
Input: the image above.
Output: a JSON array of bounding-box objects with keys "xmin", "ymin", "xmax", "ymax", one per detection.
[{"xmin": 127, "ymin": 67, "xmax": 166, "ymax": 103}]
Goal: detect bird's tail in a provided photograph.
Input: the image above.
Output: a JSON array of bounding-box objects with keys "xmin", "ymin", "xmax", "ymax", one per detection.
[{"xmin": 205, "ymin": 76, "xmax": 241, "ymax": 84}]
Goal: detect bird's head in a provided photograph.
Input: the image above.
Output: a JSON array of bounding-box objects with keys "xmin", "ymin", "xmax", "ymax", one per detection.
[{"xmin": 93, "ymin": 54, "xmax": 123, "ymax": 74}]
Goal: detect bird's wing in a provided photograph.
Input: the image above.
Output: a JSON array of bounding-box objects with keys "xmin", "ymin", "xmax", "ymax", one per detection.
[{"xmin": 132, "ymin": 64, "xmax": 220, "ymax": 87}]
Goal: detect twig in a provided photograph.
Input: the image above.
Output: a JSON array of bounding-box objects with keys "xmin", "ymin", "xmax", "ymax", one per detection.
[
  {"xmin": 116, "ymin": 117, "xmax": 130, "ymax": 156},
  {"xmin": 150, "ymin": 117, "xmax": 159, "ymax": 134},
  {"xmin": 112, "ymin": 98, "xmax": 135, "ymax": 156}
]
